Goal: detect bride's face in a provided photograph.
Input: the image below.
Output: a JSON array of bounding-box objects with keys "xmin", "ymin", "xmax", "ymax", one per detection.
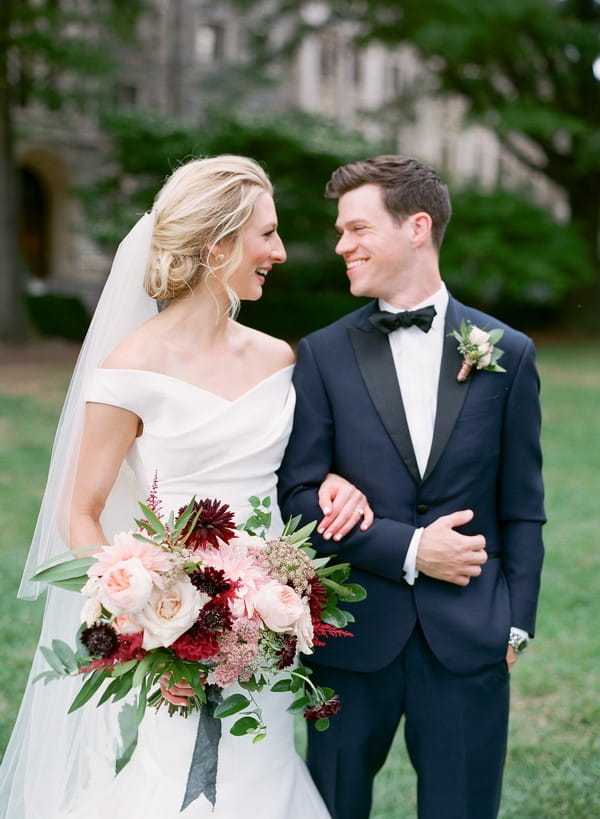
[{"xmin": 229, "ymin": 192, "xmax": 287, "ymax": 301}]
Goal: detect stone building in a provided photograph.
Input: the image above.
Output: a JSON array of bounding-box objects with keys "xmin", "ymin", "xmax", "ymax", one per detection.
[{"xmin": 15, "ymin": 0, "xmax": 566, "ymax": 306}]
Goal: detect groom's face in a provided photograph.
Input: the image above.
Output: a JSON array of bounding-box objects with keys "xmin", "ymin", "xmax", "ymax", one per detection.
[{"xmin": 334, "ymin": 184, "xmax": 414, "ymax": 302}]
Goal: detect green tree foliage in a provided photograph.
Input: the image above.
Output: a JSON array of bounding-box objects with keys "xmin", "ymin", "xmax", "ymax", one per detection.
[
  {"xmin": 443, "ymin": 186, "xmax": 590, "ymax": 326},
  {"xmin": 81, "ymin": 107, "xmax": 381, "ymax": 336},
  {"xmin": 0, "ymin": 0, "xmax": 145, "ymax": 341},
  {"xmin": 81, "ymin": 107, "xmax": 589, "ymax": 337},
  {"xmin": 232, "ymin": 0, "xmax": 600, "ymax": 321}
]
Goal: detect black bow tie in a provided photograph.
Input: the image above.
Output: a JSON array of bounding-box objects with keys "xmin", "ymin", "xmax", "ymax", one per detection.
[{"xmin": 369, "ymin": 305, "xmax": 437, "ymax": 334}]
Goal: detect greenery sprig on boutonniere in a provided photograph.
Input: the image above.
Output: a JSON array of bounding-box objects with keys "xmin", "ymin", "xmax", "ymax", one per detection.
[{"xmin": 451, "ymin": 320, "xmax": 506, "ymax": 382}]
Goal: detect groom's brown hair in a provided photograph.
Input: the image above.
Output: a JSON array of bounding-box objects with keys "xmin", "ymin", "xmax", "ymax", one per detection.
[{"xmin": 325, "ymin": 155, "xmax": 452, "ymax": 251}]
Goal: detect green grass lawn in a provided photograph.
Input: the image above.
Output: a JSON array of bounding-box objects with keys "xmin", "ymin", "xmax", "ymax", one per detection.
[{"xmin": 1, "ymin": 342, "xmax": 599, "ymax": 817}]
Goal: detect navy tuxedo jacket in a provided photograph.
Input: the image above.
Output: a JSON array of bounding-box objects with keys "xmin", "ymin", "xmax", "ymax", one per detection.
[{"xmin": 278, "ymin": 295, "xmax": 545, "ymax": 676}]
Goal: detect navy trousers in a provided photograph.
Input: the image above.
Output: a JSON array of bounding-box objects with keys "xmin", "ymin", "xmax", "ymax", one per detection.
[{"xmin": 307, "ymin": 625, "xmax": 510, "ymax": 819}]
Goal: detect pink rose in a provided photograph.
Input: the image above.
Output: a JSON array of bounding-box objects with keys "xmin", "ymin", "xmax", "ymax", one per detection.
[
  {"xmin": 98, "ymin": 557, "xmax": 153, "ymax": 615},
  {"xmin": 254, "ymin": 581, "xmax": 314, "ymax": 652},
  {"xmin": 468, "ymin": 326, "xmax": 490, "ymax": 346},
  {"xmin": 135, "ymin": 576, "xmax": 209, "ymax": 649}
]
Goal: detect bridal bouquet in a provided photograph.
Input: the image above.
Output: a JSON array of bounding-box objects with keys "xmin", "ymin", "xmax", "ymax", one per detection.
[{"xmin": 33, "ymin": 481, "xmax": 365, "ymax": 795}]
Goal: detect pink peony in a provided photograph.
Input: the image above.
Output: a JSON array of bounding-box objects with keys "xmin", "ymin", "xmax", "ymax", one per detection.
[{"xmin": 89, "ymin": 531, "xmax": 172, "ymax": 580}]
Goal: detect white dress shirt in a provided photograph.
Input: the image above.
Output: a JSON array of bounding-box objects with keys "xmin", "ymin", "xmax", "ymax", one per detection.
[{"xmin": 379, "ymin": 284, "xmax": 448, "ymax": 584}]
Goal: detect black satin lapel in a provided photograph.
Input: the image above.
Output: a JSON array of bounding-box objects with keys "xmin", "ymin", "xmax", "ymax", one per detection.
[
  {"xmin": 348, "ymin": 327, "xmax": 421, "ymax": 484},
  {"xmin": 422, "ymin": 306, "xmax": 470, "ymax": 481}
]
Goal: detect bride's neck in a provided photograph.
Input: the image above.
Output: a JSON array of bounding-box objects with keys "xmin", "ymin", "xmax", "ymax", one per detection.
[{"xmin": 162, "ymin": 286, "xmax": 232, "ymax": 342}]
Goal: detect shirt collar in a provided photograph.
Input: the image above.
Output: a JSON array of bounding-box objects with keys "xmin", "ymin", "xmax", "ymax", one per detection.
[{"xmin": 379, "ymin": 282, "xmax": 448, "ymax": 328}]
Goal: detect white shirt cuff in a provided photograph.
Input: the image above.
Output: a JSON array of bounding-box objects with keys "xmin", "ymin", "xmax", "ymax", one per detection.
[
  {"xmin": 510, "ymin": 626, "xmax": 530, "ymax": 640},
  {"xmin": 403, "ymin": 527, "xmax": 423, "ymax": 585}
]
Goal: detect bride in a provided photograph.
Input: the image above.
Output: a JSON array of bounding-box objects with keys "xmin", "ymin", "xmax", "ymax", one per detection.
[{"xmin": 0, "ymin": 155, "xmax": 373, "ymax": 818}]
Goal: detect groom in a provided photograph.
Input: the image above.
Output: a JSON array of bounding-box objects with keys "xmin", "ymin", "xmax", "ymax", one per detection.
[{"xmin": 278, "ymin": 155, "xmax": 545, "ymax": 819}]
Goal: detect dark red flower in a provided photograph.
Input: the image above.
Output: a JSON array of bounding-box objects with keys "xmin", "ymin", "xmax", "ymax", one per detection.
[
  {"xmin": 178, "ymin": 498, "xmax": 236, "ymax": 549},
  {"xmin": 172, "ymin": 625, "xmax": 220, "ymax": 661},
  {"xmin": 304, "ymin": 694, "xmax": 342, "ymax": 721},
  {"xmin": 81, "ymin": 623, "xmax": 119, "ymax": 658},
  {"xmin": 115, "ymin": 632, "xmax": 146, "ymax": 662},
  {"xmin": 308, "ymin": 580, "xmax": 353, "ymax": 647},
  {"xmin": 197, "ymin": 600, "xmax": 233, "ymax": 631},
  {"xmin": 277, "ymin": 634, "xmax": 297, "ymax": 669},
  {"xmin": 190, "ymin": 566, "xmax": 231, "ymax": 597}
]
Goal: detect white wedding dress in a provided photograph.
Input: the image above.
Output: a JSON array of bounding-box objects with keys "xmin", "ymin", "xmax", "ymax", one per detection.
[{"xmin": 0, "ymin": 365, "xmax": 330, "ymax": 819}]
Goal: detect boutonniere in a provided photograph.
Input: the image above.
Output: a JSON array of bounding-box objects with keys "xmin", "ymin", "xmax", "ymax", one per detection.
[{"xmin": 451, "ymin": 320, "xmax": 506, "ymax": 382}]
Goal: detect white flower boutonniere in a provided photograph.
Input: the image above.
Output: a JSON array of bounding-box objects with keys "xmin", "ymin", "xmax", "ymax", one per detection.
[{"xmin": 451, "ymin": 320, "xmax": 506, "ymax": 382}]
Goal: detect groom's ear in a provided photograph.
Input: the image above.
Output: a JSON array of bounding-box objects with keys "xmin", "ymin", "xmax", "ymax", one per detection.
[{"xmin": 409, "ymin": 212, "xmax": 433, "ymax": 249}]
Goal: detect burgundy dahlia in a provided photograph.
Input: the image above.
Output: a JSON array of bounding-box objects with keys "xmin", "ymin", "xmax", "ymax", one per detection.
[
  {"xmin": 81, "ymin": 623, "xmax": 119, "ymax": 658},
  {"xmin": 190, "ymin": 566, "xmax": 231, "ymax": 597},
  {"xmin": 304, "ymin": 694, "xmax": 342, "ymax": 721},
  {"xmin": 277, "ymin": 634, "xmax": 297, "ymax": 670},
  {"xmin": 179, "ymin": 498, "xmax": 236, "ymax": 549}
]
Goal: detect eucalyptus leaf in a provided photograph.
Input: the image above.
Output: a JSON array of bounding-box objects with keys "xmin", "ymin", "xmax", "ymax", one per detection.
[
  {"xmin": 252, "ymin": 732, "xmax": 267, "ymax": 744},
  {"xmin": 213, "ymin": 693, "xmax": 251, "ymax": 719},
  {"xmin": 287, "ymin": 695, "xmax": 310, "ymax": 715},
  {"xmin": 32, "ymin": 557, "xmax": 93, "ymax": 585},
  {"xmin": 230, "ymin": 716, "xmax": 259, "ymax": 736},
  {"xmin": 345, "ymin": 583, "xmax": 367, "ymax": 602},
  {"xmin": 51, "ymin": 639, "xmax": 79, "ymax": 673},
  {"xmin": 321, "ymin": 608, "xmax": 351, "ymax": 628},
  {"xmin": 39, "ymin": 645, "xmax": 68, "ymax": 675},
  {"xmin": 314, "ymin": 717, "xmax": 330, "ymax": 732},
  {"xmin": 270, "ymin": 679, "xmax": 292, "ymax": 693}
]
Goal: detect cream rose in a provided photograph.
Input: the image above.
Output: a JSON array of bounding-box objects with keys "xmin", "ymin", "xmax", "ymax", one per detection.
[
  {"xmin": 254, "ymin": 581, "xmax": 314, "ymax": 652},
  {"xmin": 98, "ymin": 557, "xmax": 153, "ymax": 615},
  {"xmin": 478, "ymin": 351, "xmax": 493, "ymax": 368},
  {"xmin": 136, "ymin": 576, "xmax": 209, "ymax": 649},
  {"xmin": 468, "ymin": 326, "xmax": 490, "ymax": 346}
]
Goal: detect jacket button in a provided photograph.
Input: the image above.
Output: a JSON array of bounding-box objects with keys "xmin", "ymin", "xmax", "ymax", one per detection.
[{"xmin": 416, "ymin": 503, "xmax": 428, "ymax": 514}]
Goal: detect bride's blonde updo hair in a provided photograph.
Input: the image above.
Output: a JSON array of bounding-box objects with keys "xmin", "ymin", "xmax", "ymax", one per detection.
[{"xmin": 145, "ymin": 155, "xmax": 273, "ymax": 312}]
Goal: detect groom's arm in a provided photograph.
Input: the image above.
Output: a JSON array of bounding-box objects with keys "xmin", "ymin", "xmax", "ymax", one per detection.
[
  {"xmin": 279, "ymin": 337, "xmax": 419, "ymax": 583},
  {"xmin": 497, "ymin": 337, "xmax": 546, "ymax": 636}
]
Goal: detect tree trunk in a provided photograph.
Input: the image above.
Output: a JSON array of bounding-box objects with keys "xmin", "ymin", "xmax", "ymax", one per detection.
[{"xmin": 0, "ymin": 0, "xmax": 30, "ymax": 342}]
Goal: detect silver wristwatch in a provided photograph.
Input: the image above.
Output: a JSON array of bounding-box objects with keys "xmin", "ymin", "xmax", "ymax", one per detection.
[{"xmin": 508, "ymin": 628, "xmax": 529, "ymax": 654}]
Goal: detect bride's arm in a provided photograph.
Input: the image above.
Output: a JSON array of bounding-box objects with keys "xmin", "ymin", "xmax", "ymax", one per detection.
[
  {"xmin": 69, "ymin": 402, "xmax": 140, "ymax": 554},
  {"xmin": 316, "ymin": 473, "xmax": 374, "ymax": 541}
]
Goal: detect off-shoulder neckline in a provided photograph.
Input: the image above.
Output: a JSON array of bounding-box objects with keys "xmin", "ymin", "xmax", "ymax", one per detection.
[{"xmin": 95, "ymin": 364, "xmax": 294, "ymax": 404}]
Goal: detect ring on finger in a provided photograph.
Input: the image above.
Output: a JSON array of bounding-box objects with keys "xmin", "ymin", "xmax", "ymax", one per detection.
[{"xmin": 356, "ymin": 507, "xmax": 364, "ymax": 516}]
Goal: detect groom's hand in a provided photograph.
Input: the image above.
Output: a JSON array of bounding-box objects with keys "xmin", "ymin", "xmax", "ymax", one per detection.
[{"xmin": 417, "ymin": 509, "xmax": 487, "ymax": 586}]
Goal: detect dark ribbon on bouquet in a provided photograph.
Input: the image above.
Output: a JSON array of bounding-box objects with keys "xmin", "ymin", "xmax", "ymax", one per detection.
[
  {"xmin": 181, "ymin": 685, "xmax": 223, "ymax": 811},
  {"xmin": 369, "ymin": 305, "xmax": 437, "ymax": 334}
]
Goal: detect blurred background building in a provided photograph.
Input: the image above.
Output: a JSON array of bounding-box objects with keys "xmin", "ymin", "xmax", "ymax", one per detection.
[{"xmin": 14, "ymin": 0, "xmax": 568, "ymax": 309}]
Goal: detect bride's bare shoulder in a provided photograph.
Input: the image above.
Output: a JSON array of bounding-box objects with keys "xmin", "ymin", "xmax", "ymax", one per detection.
[
  {"xmin": 101, "ymin": 315, "xmax": 163, "ymax": 370},
  {"xmin": 238, "ymin": 324, "xmax": 295, "ymax": 369}
]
